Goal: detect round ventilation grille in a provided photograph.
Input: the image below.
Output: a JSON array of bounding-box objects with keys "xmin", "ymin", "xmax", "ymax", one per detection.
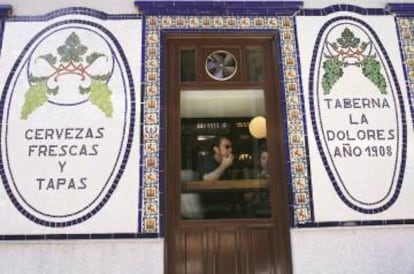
[{"xmin": 205, "ymin": 50, "xmax": 237, "ymax": 81}]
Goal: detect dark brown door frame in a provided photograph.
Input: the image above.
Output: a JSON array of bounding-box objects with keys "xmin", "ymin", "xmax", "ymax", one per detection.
[{"xmin": 164, "ymin": 32, "xmax": 292, "ymax": 274}]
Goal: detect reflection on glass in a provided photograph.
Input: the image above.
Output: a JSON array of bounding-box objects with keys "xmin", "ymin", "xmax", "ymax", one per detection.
[
  {"xmin": 247, "ymin": 46, "xmax": 264, "ymax": 82},
  {"xmin": 180, "ymin": 49, "xmax": 196, "ymax": 82},
  {"xmin": 180, "ymin": 89, "xmax": 271, "ymax": 220}
]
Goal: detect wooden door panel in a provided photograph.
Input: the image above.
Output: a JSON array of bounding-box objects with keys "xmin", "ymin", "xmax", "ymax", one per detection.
[
  {"xmin": 179, "ymin": 224, "xmax": 276, "ymax": 274},
  {"xmin": 215, "ymin": 228, "xmax": 241, "ymax": 274},
  {"xmin": 246, "ymin": 226, "xmax": 276, "ymax": 274},
  {"xmin": 181, "ymin": 228, "xmax": 208, "ymax": 274}
]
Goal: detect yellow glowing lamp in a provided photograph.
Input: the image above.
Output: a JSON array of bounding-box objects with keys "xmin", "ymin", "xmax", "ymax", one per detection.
[{"xmin": 249, "ymin": 116, "xmax": 267, "ymax": 139}]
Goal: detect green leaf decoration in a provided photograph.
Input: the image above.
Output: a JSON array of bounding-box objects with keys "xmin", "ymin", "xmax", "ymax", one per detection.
[
  {"xmin": 28, "ymin": 73, "xmax": 49, "ymax": 84},
  {"xmin": 351, "ymin": 38, "xmax": 360, "ymax": 48},
  {"xmin": 57, "ymin": 32, "xmax": 88, "ymax": 63},
  {"xmin": 90, "ymin": 73, "xmax": 110, "ymax": 82},
  {"xmin": 361, "ymin": 56, "xmax": 387, "ymax": 94},
  {"xmin": 79, "ymin": 85, "xmax": 91, "ymax": 95},
  {"xmin": 47, "ymin": 86, "xmax": 59, "ymax": 95},
  {"xmin": 89, "ymin": 80, "xmax": 113, "ymax": 117},
  {"xmin": 329, "ymin": 42, "xmax": 338, "ymax": 50},
  {"xmin": 37, "ymin": 54, "xmax": 57, "ymax": 66},
  {"xmin": 322, "ymin": 57, "xmax": 344, "ymax": 94},
  {"xmin": 21, "ymin": 82, "xmax": 48, "ymax": 120},
  {"xmin": 86, "ymin": 52, "xmax": 106, "ymax": 65},
  {"xmin": 337, "ymin": 28, "xmax": 361, "ymax": 49},
  {"xmin": 360, "ymin": 42, "xmax": 368, "ymax": 51}
]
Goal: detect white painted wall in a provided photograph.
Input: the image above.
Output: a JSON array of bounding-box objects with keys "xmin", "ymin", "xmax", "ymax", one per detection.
[
  {"xmin": 0, "ymin": 1, "xmax": 413, "ymax": 274},
  {"xmin": 291, "ymin": 226, "xmax": 414, "ymax": 274},
  {"xmin": 1, "ymin": 227, "xmax": 413, "ymax": 274},
  {"xmin": 0, "ymin": 239, "xmax": 164, "ymax": 274}
]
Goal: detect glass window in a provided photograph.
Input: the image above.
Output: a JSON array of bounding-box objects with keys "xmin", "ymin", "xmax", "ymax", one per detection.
[
  {"xmin": 246, "ymin": 46, "xmax": 264, "ymax": 82},
  {"xmin": 180, "ymin": 49, "xmax": 196, "ymax": 82},
  {"xmin": 180, "ymin": 89, "xmax": 271, "ymax": 219}
]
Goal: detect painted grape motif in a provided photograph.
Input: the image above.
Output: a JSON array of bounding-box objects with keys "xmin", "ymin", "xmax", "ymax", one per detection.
[
  {"xmin": 21, "ymin": 32, "xmax": 113, "ymax": 119},
  {"xmin": 361, "ymin": 56, "xmax": 387, "ymax": 94},
  {"xmin": 89, "ymin": 80, "xmax": 113, "ymax": 117},
  {"xmin": 322, "ymin": 57, "xmax": 343, "ymax": 94},
  {"xmin": 21, "ymin": 82, "xmax": 48, "ymax": 120},
  {"xmin": 322, "ymin": 27, "xmax": 387, "ymax": 95}
]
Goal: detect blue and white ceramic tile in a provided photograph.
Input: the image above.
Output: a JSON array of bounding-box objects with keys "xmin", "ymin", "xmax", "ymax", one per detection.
[
  {"xmin": 397, "ymin": 18, "xmax": 414, "ymax": 134},
  {"xmin": 0, "ymin": 8, "xmax": 143, "ymax": 238},
  {"xmin": 140, "ymin": 14, "xmax": 311, "ymax": 232},
  {"xmin": 296, "ymin": 9, "xmax": 414, "ymax": 226}
]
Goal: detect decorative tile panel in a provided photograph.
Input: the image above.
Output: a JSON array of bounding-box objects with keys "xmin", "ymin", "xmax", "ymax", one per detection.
[
  {"xmin": 0, "ymin": 8, "xmax": 144, "ymax": 239},
  {"xmin": 140, "ymin": 13, "xmax": 312, "ymax": 232},
  {"xmin": 1, "ymin": 3, "xmax": 410, "ymax": 239},
  {"xmin": 296, "ymin": 8, "xmax": 414, "ymax": 227}
]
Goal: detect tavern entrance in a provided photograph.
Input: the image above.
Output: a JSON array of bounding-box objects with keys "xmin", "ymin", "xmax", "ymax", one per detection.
[{"xmin": 165, "ymin": 33, "xmax": 292, "ymax": 274}]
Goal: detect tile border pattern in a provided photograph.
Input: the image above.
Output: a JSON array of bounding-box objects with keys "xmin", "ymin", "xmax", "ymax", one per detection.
[
  {"xmin": 396, "ymin": 17, "xmax": 414, "ymax": 136},
  {"xmin": 298, "ymin": 4, "xmax": 390, "ymax": 16},
  {"xmin": 140, "ymin": 14, "xmax": 312, "ymax": 234},
  {"xmin": 396, "ymin": 17, "xmax": 414, "ymax": 229}
]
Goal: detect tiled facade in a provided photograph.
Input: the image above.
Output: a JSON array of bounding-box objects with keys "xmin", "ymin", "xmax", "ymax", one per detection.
[
  {"xmin": 0, "ymin": 2, "xmax": 412, "ymax": 239},
  {"xmin": 139, "ymin": 2, "xmax": 414, "ymax": 233},
  {"xmin": 140, "ymin": 13, "xmax": 311, "ymax": 233}
]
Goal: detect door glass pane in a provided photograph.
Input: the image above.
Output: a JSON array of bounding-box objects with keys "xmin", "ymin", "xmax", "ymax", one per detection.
[
  {"xmin": 180, "ymin": 89, "xmax": 271, "ymax": 219},
  {"xmin": 180, "ymin": 49, "xmax": 196, "ymax": 82},
  {"xmin": 246, "ymin": 46, "xmax": 264, "ymax": 82}
]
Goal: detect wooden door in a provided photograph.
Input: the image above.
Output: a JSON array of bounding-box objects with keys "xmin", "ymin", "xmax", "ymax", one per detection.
[{"xmin": 166, "ymin": 34, "xmax": 292, "ymax": 274}]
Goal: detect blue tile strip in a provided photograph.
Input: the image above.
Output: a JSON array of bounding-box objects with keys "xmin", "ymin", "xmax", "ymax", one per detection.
[
  {"xmin": 135, "ymin": 1, "xmax": 303, "ymax": 16},
  {"xmin": 0, "ymin": 19, "xmax": 4, "ymax": 56},
  {"xmin": 297, "ymin": 218, "xmax": 414, "ymax": 228},
  {"xmin": 298, "ymin": 4, "xmax": 389, "ymax": 16},
  {"xmin": 387, "ymin": 4, "xmax": 414, "ymax": 16},
  {"xmin": 0, "ymin": 5, "xmax": 11, "ymax": 57},
  {"xmin": 7, "ymin": 7, "xmax": 141, "ymax": 22},
  {"xmin": 0, "ymin": 5, "xmax": 11, "ymax": 17},
  {"xmin": 0, "ymin": 233, "xmax": 159, "ymax": 241}
]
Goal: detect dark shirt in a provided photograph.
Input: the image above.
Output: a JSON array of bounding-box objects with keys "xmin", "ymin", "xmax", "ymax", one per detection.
[
  {"xmin": 197, "ymin": 155, "xmax": 236, "ymax": 218},
  {"xmin": 198, "ymin": 155, "xmax": 232, "ymax": 180}
]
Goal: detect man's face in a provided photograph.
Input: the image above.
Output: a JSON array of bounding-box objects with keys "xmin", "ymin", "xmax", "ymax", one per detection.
[{"xmin": 215, "ymin": 138, "xmax": 232, "ymax": 159}]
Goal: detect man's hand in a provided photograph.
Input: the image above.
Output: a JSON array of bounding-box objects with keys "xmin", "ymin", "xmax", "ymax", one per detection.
[{"xmin": 221, "ymin": 153, "xmax": 234, "ymax": 168}]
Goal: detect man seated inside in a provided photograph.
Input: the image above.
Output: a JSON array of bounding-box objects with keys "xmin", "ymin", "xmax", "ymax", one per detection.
[
  {"xmin": 198, "ymin": 135, "xmax": 243, "ymax": 218},
  {"xmin": 199, "ymin": 135, "xmax": 234, "ymax": 181}
]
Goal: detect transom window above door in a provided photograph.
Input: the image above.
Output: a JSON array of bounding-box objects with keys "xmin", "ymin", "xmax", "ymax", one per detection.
[{"xmin": 180, "ymin": 42, "xmax": 265, "ymax": 83}]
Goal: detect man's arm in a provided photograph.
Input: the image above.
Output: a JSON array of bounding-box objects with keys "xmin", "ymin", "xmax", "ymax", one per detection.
[{"xmin": 203, "ymin": 154, "xmax": 234, "ymax": 181}]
